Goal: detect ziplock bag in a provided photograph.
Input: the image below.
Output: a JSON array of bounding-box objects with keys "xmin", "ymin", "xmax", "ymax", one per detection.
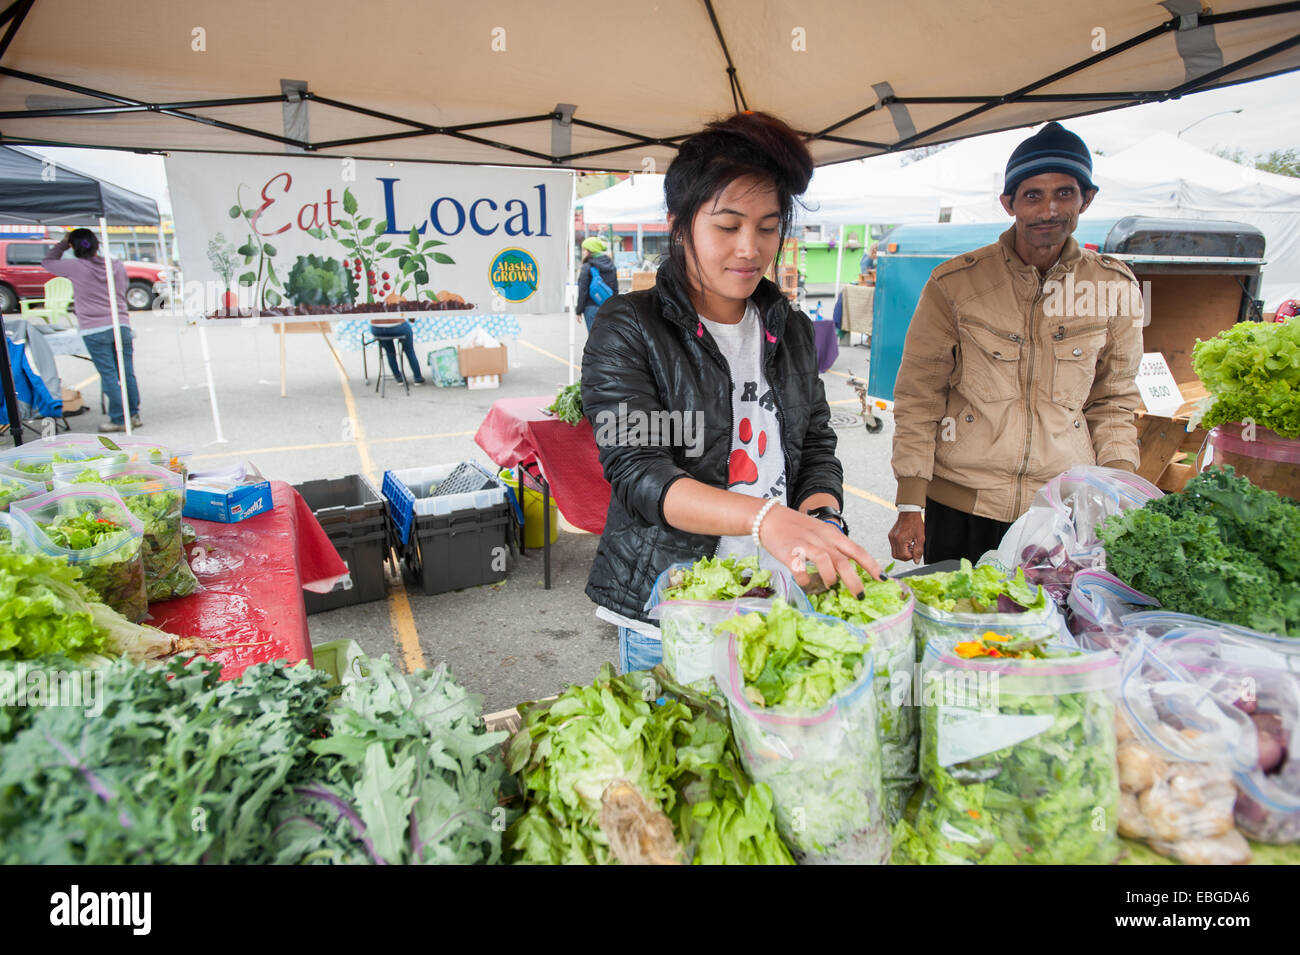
[
  {"xmin": 0, "ymin": 475, "xmax": 44, "ymax": 512},
  {"xmin": 982, "ymin": 466, "xmax": 1161, "ymax": 604},
  {"xmin": 646, "ymin": 558, "xmax": 810, "ymax": 692},
  {"xmin": 895, "ymin": 642, "xmax": 1121, "ymax": 865},
  {"xmin": 714, "ymin": 605, "xmax": 888, "ymax": 864},
  {"xmin": 1067, "ymin": 569, "xmax": 1160, "ymax": 648},
  {"xmin": 10, "ymin": 485, "xmax": 147, "ymax": 622},
  {"xmin": 1114, "ymin": 636, "xmax": 1256, "ymax": 864},
  {"xmin": 1151, "ymin": 632, "xmax": 1300, "ymax": 844},
  {"xmin": 54, "ymin": 461, "xmax": 200, "ymax": 602}
]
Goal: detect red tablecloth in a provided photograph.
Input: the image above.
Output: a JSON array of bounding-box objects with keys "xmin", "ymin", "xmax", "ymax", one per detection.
[
  {"xmin": 475, "ymin": 395, "xmax": 611, "ymax": 533},
  {"xmin": 149, "ymin": 480, "xmax": 349, "ymax": 680}
]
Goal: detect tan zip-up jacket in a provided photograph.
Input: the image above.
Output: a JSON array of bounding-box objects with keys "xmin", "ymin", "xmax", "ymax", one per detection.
[{"xmin": 892, "ymin": 226, "xmax": 1143, "ymax": 523}]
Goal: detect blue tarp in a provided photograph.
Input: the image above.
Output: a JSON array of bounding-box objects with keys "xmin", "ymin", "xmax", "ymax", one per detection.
[{"xmin": 4, "ymin": 337, "xmax": 61, "ymax": 419}]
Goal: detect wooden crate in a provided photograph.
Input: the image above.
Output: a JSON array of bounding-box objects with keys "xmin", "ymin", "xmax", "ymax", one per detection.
[{"xmin": 1135, "ymin": 379, "xmax": 1210, "ymax": 492}]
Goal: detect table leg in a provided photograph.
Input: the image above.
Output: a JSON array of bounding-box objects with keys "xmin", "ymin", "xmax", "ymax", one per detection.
[
  {"xmin": 517, "ymin": 469, "xmax": 526, "ymax": 556},
  {"xmin": 279, "ymin": 321, "xmax": 287, "ymax": 397},
  {"xmin": 541, "ymin": 471, "xmax": 551, "ymax": 591},
  {"xmin": 321, "ymin": 329, "xmax": 348, "ymax": 376}
]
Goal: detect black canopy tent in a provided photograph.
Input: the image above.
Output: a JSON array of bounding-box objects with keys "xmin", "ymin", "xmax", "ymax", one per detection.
[{"xmin": 0, "ymin": 144, "xmax": 160, "ymax": 445}]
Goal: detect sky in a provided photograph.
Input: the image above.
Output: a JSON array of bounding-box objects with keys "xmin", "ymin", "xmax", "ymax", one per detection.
[{"xmin": 16, "ymin": 70, "xmax": 1300, "ymax": 216}]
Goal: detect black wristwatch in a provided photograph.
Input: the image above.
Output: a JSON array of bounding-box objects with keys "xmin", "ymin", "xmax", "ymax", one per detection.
[{"xmin": 807, "ymin": 505, "xmax": 848, "ymax": 537}]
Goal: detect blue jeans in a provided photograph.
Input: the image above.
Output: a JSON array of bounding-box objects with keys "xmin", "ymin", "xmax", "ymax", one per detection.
[
  {"xmin": 84, "ymin": 327, "xmax": 140, "ymax": 423},
  {"xmin": 618, "ymin": 626, "xmax": 663, "ymax": 675},
  {"xmin": 370, "ymin": 322, "xmax": 422, "ymax": 380},
  {"xmin": 583, "ymin": 304, "xmax": 599, "ymax": 333}
]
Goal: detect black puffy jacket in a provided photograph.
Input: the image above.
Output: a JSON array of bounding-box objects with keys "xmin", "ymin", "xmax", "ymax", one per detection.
[{"xmin": 580, "ymin": 260, "xmax": 843, "ymax": 622}]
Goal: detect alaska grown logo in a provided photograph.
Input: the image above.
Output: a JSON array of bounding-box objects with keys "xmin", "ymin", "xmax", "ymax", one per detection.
[{"xmin": 490, "ymin": 248, "xmax": 540, "ymax": 303}]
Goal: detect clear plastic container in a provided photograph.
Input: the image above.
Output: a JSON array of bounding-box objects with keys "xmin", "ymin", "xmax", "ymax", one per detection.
[
  {"xmin": 714, "ymin": 608, "xmax": 888, "ymax": 865},
  {"xmin": 9, "ymin": 485, "xmax": 148, "ymax": 622},
  {"xmin": 897, "ymin": 642, "xmax": 1121, "ymax": 865},
  {"xmin": 54, "ymin": 461, "xmax": 199, "ymax": 603},
  {"xmin": 645, "ymin": 559, "xmax": 811, "ymax": 692}
]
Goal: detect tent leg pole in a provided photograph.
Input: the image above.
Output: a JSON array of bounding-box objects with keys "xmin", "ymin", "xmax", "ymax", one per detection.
[
  {"xmin": 279, "ymin": 321, "xmax": 287, "ymax": 397},
  {"xmin": 567, "ymin": 173, "xmax": 577, "ymax": 385},
  {"xmin": 99, "ymin": 218, "xmax": 133, "ymax": 436},
  {"xmin": 834, "ymin": 224, "xmax": 846, "ymax": 305},
  {"xmin": 197, "ymin": 325, "xmax": 227, "ymax": 444},
  {"xmin": 0, "ymin": 314, "xmax": 25, "ymax": 447}
]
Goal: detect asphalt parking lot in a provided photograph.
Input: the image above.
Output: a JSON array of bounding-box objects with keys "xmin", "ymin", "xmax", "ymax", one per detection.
[{"xmin": 45, "ymin": 299, "xmax": 901, "ymax": 710}]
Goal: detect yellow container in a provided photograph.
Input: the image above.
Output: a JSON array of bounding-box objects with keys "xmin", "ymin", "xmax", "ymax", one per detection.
[{"xmin": 499, "ymin": 468, "xmax": 558, "ymax": 547}]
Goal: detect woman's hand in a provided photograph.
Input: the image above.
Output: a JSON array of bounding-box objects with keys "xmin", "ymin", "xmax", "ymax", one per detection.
[
  {"xmin": 888, "ymin": 511, "xmax": 926, "ymax": 564},
  {"xmin": 758, "ymin": 505, "xmax": 884, "ymax": 596}
]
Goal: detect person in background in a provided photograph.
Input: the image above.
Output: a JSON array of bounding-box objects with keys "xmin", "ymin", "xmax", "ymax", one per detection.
[
  {"xmin": 888, "ymin": 122, "xmax": 1142, "ymax": 566},
  {"xmin": 576, "ymin": 236, "xmax": 619, "ymax": 333},
  {"xmin": 859, "ymin": 240, "xmax": 878, "ymax": 279},
  {"xmin": 368, "ymin": 316, "xmax": 425, "ymax": 385},
  {"xmin": 582, "ymin": 111, "xmax": 883, "ymax": 674},
  {"xmin": 43, "ymin": 229, "xmax": 142, "ymax": 433}
]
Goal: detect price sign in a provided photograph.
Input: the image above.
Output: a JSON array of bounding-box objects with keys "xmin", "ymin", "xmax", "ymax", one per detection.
[{"xmin": 1136, "ymin": 352, "xmax": 1184, "ymax": 417}]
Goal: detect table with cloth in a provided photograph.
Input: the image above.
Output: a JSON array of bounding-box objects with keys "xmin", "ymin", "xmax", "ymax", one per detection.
[
  {"xmin": 812, "ymin": 317, "xmax": 839, "ymax": 372},
  {"xmin": 330, "ymin": 312, "xmax": 522, "ymax": 351},
  {"xmin": 149, "ymin": 480, "xmax": 348, "ymax": 680}
]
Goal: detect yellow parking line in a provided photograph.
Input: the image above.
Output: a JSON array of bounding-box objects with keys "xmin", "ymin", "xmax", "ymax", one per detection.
[
  {"xmin": 73, "ymin": 372, "xmax": 100, "ymax": 392},
  {"xmin": 516, "ymin": 337, "xmax": 577, "ymax": 370},
  {"xmin": 826, "ymin": 370, "xmax": 852, "ymax": 379},
  {"xmin": 192, "ymin": 430, "xmax": 476, "ymax": 462},
  {"xmin": 331, "ymin": 359, "xmax": 426, "ymax": 672},
  {"xmin": 828, "ymin": 398, "xmax": 858, "ymax": 406},
  {"xmin": 843, "ymin": 482, "xmax": 897, "ymax": 512}
]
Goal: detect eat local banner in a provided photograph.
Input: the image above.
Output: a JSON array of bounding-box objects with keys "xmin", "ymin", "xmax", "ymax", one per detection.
[{"xmin": 166, "ymin": 153, "xmax": 572, "ymax": 314}]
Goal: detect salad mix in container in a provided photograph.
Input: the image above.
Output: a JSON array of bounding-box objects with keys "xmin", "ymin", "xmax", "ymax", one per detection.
[
  {"xmin": 809, "ymin": 567, "xmax": 918, "ymax": 823},
  {"xmin": 9, "ymin": 485, "xmax": 148, "ymax": 622},
  {"xmin": 904, "ymin": 559, "xmax": 1062, "ymax": 661},
  {"xmin": 893, "ymin": 636, "xmax": 1120, "ymax": 865},
  {"xmin": 55, "ymin": 461, "xmax": 199, "ymax": 602},
  {"xmin": 714, "ymin": 599, "xmax": 889, "ymax": 864},
  {"xmin": 646, "ymin": 555, "xmax": 810, "ymax": 693}
]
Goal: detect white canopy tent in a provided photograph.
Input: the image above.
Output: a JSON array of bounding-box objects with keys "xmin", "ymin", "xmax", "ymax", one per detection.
[
  {"xmin": 578, "ymin": 175, "xmax": 667, "ymax": 224},
  {"xmin": 1103, "ymin": 133, "xmax": 1300, "ymax": 306},
  {"xmin": 875, "ymin": 128, "xmax": 1300, "ymax": 307},
  {"xmin": 1, "ymin": 1, "xmax": 1297, "ymax": 170}
]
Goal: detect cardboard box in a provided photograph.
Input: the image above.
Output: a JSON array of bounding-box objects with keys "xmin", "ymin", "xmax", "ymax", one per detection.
[
  {"xmin": 184, "ymin": 463, "xmax": 274, "ymax": 523},
  {"xmin": 458, "ymin": 344, "xmax": 508, "ymax": 378}
]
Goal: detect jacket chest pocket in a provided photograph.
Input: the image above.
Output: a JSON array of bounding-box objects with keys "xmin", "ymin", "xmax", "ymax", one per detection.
[
  {"xmin": 956, "ymin": 321, "xmax": 1022, "ymax": 403},
  {"xmin": 1050, "ymin": 330, "xmax": 1108, "ymax": 410}
]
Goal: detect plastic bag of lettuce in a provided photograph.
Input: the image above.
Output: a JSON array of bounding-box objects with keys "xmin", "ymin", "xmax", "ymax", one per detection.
[
  {"xmin": 646, "ymin": 555, "xmax": 810, "ymax": 692},
  {"xmin": 905, "ymin": 559, "xmax": 1063, "ymax": 661},
  {"xmin": 809, "ymin": 567, "xmax": 918, "ymax": 824},
  {"xmin": 506, "ymin": 663, "xmax": 793, "ymax": 865},
  {"xmin": 56, "ymin": 462, "xmax": 199, "ymax": 602},
  {"xmin": 893, "ymin": 636, "xmax": 1121, "ymax": 864},
  {"xmin": 714, "ymin": 598, "xmax": 889, "ymax": 864}
]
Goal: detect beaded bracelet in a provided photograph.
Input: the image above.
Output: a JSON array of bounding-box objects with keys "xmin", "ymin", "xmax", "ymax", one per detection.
[{"xmin": 751, "ymin": 497, "xmax": 782, "ymax": 555}]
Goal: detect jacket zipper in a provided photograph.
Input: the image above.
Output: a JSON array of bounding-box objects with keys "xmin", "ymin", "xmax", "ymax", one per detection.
[
  {"xmin": 1013, "ymin": 282, "xmax": 1044, "ymax": 519},
  {"xmin": 692, "ymin": 323, "xmax": 736, "ymax": 559}
]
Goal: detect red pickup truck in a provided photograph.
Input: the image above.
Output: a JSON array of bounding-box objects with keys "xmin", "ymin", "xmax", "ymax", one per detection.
[{"xmin": 0, "ymin": 239, "xmax": 170, "ymax": 313}]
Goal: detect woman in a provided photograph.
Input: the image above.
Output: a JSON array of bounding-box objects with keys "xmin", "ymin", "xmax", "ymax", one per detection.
[
  {"xmin": 581, "ymin": 111, "xmax": 883, "ymax": 673},
  {"xmin": 43, "ymin": 229, "xmax": 141, "ymax": 432},
  {"xmin": 575, "ymin": 236, "xmax": 618, "ymax": 333}
]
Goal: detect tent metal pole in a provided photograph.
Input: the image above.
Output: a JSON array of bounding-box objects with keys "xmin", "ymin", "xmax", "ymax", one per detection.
[
  {"xmin": 196, "ymin": 324, "xmax": 227, "ymax": 444},
  {"xmin": 0, "ymin": 312, "xmax": 24, "ymax": 446},
  {"xmin": 98, "ymin": 217, "xmax": 133, "ymax": 436},
  {"xmin": 834, "ymin": 224, "xmax": 846, "ymax": 304},
  {"xmin": 567, "ymin": 173, "xmax": 576, "ymax": 386}
]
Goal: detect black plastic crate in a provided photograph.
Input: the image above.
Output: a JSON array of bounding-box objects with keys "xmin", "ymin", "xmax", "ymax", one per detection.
[
  {"xmin": 403, "ymin": 500, "xmax": 511, "ymax": 595},
  {"xmin": 294, "ymin": 475, "xmax": 389, "ymax": 613}
]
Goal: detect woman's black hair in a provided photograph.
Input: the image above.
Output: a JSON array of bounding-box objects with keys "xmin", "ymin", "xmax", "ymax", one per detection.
[
  {"xmin": 67, "ymin": 228, "xmax": 98, "ymax": 259},
  {"xmin": 662, "ymin": 111, "xmax": 813, "ymax": 292}
]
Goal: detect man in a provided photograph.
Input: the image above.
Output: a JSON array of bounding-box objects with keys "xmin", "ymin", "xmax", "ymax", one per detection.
[
  {"xmin": 576, "ymin": 236, "xmax": 619, "ymax": 333},
  {"xmin": 888, "ymin": 122, "xmax": 1143, "ymax": 565}
]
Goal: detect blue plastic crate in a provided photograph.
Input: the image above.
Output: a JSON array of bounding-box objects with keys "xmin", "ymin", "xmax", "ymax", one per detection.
[{"xmin": 381, "ymin": 461, "xmax": 506, "ymax": 547}]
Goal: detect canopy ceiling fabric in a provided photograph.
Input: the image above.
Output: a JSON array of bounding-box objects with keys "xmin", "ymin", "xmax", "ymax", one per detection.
[
  {"xmin": 0, "ymin": 144, "xmax": 159, "ymax": 223},
  {"xmin": 577, "ymin": 165, "xmax": 943, "ymax": 224},
  {"xmin": 0, "ymin": 1, "xmax": 1297, "ymax": 171}
]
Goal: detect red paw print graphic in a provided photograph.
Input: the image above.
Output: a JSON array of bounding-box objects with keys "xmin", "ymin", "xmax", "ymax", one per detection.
[{"xmin": 729, "ymin": 416, "xmax": 768, "ymax": 486}]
